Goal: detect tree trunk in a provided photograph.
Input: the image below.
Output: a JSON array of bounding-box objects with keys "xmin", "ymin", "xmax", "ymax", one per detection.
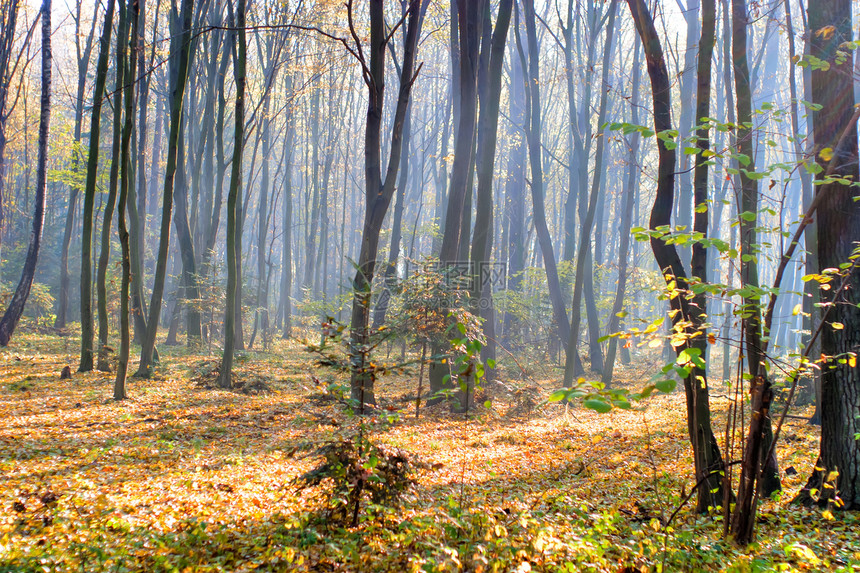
[
  {"xmin": 116, "ymin": 0, "xmax": 140, "ymax": 400},
  {"xmin": 56, "ymin": 0, "xmax": 98, "ymax": 329},
  {"xmin": 136, "ymin": 0, "xmax": 195, "ymax": 378},
  {"xmin": 79, "ymin": 0, "xmax": 117, "ymax": 371},
  {"xmin": 350, "ymin": 0, "xmax": 425, "ymax": 410},
  {"xmin": 797, "ymin": 0, "xmax": 860, "ymax": 511},
  {"xmin": 96, "ymin": 0, "xmax": 130, "ymax": 372},
  {"xmin": 218, "ymin": 0, "xmax": 246, "ymax": 390},
  {"xmin": 0, "ymin": 0, "xmax": 51, "ymax": 346},
  {"xmin": 279, "ymin": 72, "xmax": 294, "ymax": 339},
  {"xmin": 562, "ymin": 0, "xmax": 617, "ymax": 385},
  {"xmin": 602, "ymin": 35, "xmax": 641, "ymax": 386},
  {"xmin": 729, "ymin": 0, "xmax": 782, "ymax": 545},
  {"xmin": 470, "ymin": 0, "xmax": 512, "ymax": 375},
  {"xmin": 626, "ymin": 0, "xmax": 726, "ymax": 514},
  {"xmin": 521, "ymin": 0, "xmax": 571, "ymax": 348}
]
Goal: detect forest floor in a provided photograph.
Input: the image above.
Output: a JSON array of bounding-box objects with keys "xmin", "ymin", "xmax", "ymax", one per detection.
[{"xmin": 1, "ymin": 330, "xmax": 858, "ymax": 572}]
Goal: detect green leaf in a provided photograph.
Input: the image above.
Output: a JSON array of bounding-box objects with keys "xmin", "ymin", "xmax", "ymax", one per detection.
[
  {"xmin": 548, "ymin": 390, "xmax": 569, "ymax": 403},
  {"xmin": 655, "ymin": 379, "xmax": 677, "ymax": 393},
  {"xmin": 584, "ymin": 399, "xmax": 612, "ymax": 413}
]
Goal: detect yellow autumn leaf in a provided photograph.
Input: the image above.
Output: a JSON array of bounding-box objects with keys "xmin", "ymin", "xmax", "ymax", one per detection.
[{"xmin": 815, "ymin": 25, "xmax": 836, "ymax": 40}]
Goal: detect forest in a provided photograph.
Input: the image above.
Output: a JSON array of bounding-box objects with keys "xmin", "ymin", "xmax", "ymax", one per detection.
[{"xmin": 1, "ymin": 0, "xmax": 859, "ymax": 570}]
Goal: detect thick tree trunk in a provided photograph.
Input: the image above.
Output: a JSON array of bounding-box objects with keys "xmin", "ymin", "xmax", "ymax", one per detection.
[
  {"xmin": 798, "ymin": 0, "xmax": 860, "ymax": 511},
  {"xmin": 350, "ymin": 0, "xmax": 424, "ymax": 409}
]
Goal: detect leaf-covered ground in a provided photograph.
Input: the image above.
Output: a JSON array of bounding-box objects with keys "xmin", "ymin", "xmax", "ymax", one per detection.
[{"xmin": 1, "ymin": 332, "xmax": 859, "ymax": 572}]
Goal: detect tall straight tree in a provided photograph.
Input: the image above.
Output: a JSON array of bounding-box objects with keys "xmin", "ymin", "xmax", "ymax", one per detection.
[
  {"xmin": 729, "ymin": 0, "xmax": 781, "ymax": 543},
  {"xmin": 79, "ymin": 0, "xmax": 117, "ymax": 371},
  {"xmin": 0, "ymin": 0, "xmax": 51, "ymax": 346},
  {"xmin": 798, "ymin": 0, "xmax": 860, "ymax": 511},
  {"xmin": 520, "ymin": 0, "xmax": 573, "ymax": 353},
  {"xmin": 428, "ymin": 0, "xmax": 484, "ymax": 403},
  {"xmin": 218, "ymin": 0, "xmax": 246, "ymax": 390},
  {"xmin": 115, "ymin": 0, "xmax": 140, "ymax": 399},
  {"xmin": 0, "ymin": 0, "xmax": 22, "ymax": 251},
  {"xmin": 470, "ymin": 0, "xmax": 513, "ymax": 370},
  {"xmin": 136, "ymin": 0, "xmax": 195, "ymax": 378},
  {"xmin": 56, "ymin": 0, "xmax": 98, "ymax": 329},
  {"xmin": 602, "ymin": 34, "xmax": 642, "ymax": 386},
  {"xmin": 96, "ymin": 0, "xmax": 130, "ymax": 371},
  {"xmin": 562, "ymin": 0, "xmax": 617, "ymax": 386},
  {"xmin": 349, "ymin": 0, "xmax": 425, "ymax": 409}
]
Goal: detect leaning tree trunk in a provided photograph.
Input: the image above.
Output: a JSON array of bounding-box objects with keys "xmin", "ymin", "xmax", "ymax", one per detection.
[
  {"xmin": 0, "ymin": 0, "xmax": 51, "ymax": 346},
  {"xmin": 136, "ymin": 0, "xmax": 195, "ymax": 378},
  {"xmin": 626, "ymin": 0, "xmax": 726, "ymax": 514}
]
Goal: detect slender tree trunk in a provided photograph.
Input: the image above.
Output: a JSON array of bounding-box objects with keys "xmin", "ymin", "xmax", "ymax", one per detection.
[
  {"xmin": 173, "ymin": 126, "xmax": 201, "ymax": 344},
  {"xmin": 470, "ymin": 0, "xmax": 512, "ymax": 374},
  {"xmin": 0, "ymin": 0, "xmax": 22, "ymax": 255},
  {"xmin": 521, "ymin": 0, "xmax": 571, "ymax": 347},
  {"xmin": 602, "ymin": 36, "xmax": 641, "ymax": 386},
  {"xmin": 116, "ymin": 0, "xmax": 140, "ymax": 400},
  {"xmin": 218, "ymin": 0, "xmax": 246, "ymax": 389},
  {"xmin": 729, "ymin": 0, "xmax": 783, "ymax": 544},
  {"xmin": 96, "ymin": 0, "xmax": 130, "ymax": 372},
  {"xmin": 626, "ymin": 0, "xmax": 726, "ymax": 514},
  {"xmin": 563, "ymin": 0, "xmax": 617, "ymax": 385},
  {"xmin": 350, "ymin": 0, "xmax": 425, "ymax": 409},
  {"xmin": 57, "ymin": 1, "xmax": 97, "ymax": 330},
  {"xmin": 0, "ymin": 0, "xmax": 51, "ymax": 346},
  {"xmin": 136, "ymin": 0, "xmax": 195, "ymax": 378},
  {"xmin": 280, "ymin": 75, "xmax": 294, "ymax": 338},
  {"xmin": 79, "ymin": 0, "xmax": 117, "ymax": 372}
]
